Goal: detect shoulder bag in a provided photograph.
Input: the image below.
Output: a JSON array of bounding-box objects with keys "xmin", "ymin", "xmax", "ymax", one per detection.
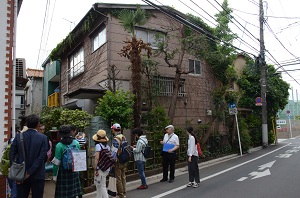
[{"xmin": 8, "ymin": 133, "xmax": 26, "ymax": 181}]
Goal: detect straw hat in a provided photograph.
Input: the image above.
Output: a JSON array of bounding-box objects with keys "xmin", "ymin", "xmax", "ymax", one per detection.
[{"xmin": 92, "ymin": 130, "xmax": 109, "ymax": 142}]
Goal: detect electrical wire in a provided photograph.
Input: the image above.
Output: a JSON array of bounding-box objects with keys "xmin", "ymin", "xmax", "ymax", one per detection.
[
  {"xmin": 232, "ymin": 8, "xmax": 300, "ymax": 19},
  {"xmin": 35, "ymin": 0, "xmax": 50, "ymax": 69}
]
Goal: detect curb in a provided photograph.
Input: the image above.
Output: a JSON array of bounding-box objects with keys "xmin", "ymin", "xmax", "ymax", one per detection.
[{"xmin": 83, "ymin": 153, "xmax": 238, "ymax": 197}]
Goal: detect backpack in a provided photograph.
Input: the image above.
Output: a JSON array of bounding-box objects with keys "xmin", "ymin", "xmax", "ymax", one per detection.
[
  {"xmin": 140, "ymin": 138, "xmax": 151, "ymax": 159},
  {"xmin": 0, "ymin": 144, "xmax": 11, "ymax": 176},
  {"xmin": 116, "ymin": 135, "xmax": 132, "ymax": 164},
  {"xmin": 97, "ymin": 144, "xmax": 115, "ymax": 172},
  {"xmin": 62, "ymin": 141, "xmax": 79, "ymax": 171}
]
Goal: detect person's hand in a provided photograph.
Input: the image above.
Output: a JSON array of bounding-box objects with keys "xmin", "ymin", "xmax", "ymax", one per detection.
[
  {"xmin": 160, "ymin": 141, "xmax": 164, "ymax": 145},
  {"xmin": 53, "ymin": 176, "xmax": 57, "ymax": 183},
  {"xmin": 188, "ymin": 156, "xmax": 192, "ymax": 162},
  {"xmin": 168, "ymin": 149, "xmax": 173, "ymax": 153},
  {"xmin": 94, "ymin": 170, "xmax": 99, "ymax": 176}
]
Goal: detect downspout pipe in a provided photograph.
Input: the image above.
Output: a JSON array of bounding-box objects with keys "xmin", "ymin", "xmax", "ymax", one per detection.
[{"xmin": 12, "ymin": 0, "xmax": 18, "ymax": 137}]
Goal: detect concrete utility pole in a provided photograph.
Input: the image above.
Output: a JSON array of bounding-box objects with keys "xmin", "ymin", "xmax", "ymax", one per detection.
[{"xmin": 259, "ymin": 0, "xmax": 268, "ymax": 147}]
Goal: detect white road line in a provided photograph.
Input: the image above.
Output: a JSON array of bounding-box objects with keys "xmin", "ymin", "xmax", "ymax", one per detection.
[
  {"xmin": 237, "ymin": 177, "xmax": 248, "ymax": 181},
  {"xmin": 151, "ymin": 143, "xmax": 291, "ymax": 198}
]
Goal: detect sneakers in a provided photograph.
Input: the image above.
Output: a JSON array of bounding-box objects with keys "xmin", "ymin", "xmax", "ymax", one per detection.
[
  {"xmin": 192, "ymin": 183, "xmax": 199, "ymax": 188},
  {"xmin": 137, "ymin": 185, "xmax": 148, "ymax": 190},
  {"xmin": 186, "ymin": 182, "xmax": 193, "ymax": 187}
]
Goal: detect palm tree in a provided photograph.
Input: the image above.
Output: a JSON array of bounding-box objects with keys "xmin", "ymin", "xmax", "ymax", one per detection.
[{"xmin": 118, "ymin": 7, "xmax": 152, "ymax": 128}]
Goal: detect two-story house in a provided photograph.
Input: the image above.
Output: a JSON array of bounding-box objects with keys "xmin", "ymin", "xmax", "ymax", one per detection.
[{"xmin": 49, "ymin": 3, "xmax": 220, "ymax": 135}]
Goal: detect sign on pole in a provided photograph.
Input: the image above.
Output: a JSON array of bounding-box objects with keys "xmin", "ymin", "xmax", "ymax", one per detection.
[{"xmin": 229, "ymin": 107, "xmax": 237, "ymax": 115}]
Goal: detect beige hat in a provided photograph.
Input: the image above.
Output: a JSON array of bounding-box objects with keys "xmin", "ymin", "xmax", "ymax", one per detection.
[
  {"xmin": 165, "ymin": 125, "xmax": 174, "ymax": 130},
  {"xmin": 92, "ymin": 130, "xmax": 109, "ymax": 142}
]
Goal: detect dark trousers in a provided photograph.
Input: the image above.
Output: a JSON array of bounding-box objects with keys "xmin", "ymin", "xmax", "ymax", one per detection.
[
  {"xmin": 162, "ymin": 152, "xmax": 176, "ymax": 180},
  {"xmin": 188, "ymin": 155, "xmax": 200, "ymax": 183},
  {"xmin": 17, "ymin": 178, "xmax": 45, "ymax": 198}
]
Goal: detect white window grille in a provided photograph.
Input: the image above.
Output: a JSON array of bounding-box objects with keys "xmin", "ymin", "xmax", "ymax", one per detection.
[
  {"xmin": 189, "ymin": 59, "xmax": 201, "ymax": 75},
  {"xmin": 135, "ymin": 28, "xmax": 164, "ymax": 49},
  {"xmin": 69, "ymin": 47, "xmax": 84, "ymax": 79},
  {"xmin": 92, "ymin": 26, "xmax": 106, "ymax": 52},
  {"xmin": 153, "ymin": 76, "xmax": 186, "ymax": 97}
]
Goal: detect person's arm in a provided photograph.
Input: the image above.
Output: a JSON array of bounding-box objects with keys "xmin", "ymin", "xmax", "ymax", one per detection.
[
  {"xmin": 52, "ymin": 143, "xmax": 63, "ymax": 181},
  {"xmin": 133, "ymin": 140, "xmax": 143, "ymax": 153},
  {"xmin": 111, "ymin": 138, "xmax": 119, "ymax": 160},
  {"xmin": 26, "ymin": 136, "xmax": 48, "ymax": 176},
  {"xmin": 9, "ymin": 134, "xmax": 19, "ymax": 166},
  {"xmin": 187, "ymin": 136, "xmax": 195, "ymax": 157},
  {"xmin": 94, "ymin": 149, "xmax": 100, "ymax": 176}
]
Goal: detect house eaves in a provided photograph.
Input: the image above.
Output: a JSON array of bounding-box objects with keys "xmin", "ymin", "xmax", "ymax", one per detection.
[{"xmin": 65, "ymin": 84, "xmax": 106, "ymax": 99}]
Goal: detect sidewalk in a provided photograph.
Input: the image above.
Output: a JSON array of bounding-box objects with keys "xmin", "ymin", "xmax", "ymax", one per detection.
[{"xmin": 42, "ymin": 154, "xmax": 239, "ymax": 198}]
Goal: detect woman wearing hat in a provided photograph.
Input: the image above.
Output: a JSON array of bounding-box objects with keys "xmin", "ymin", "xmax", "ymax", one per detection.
[
  {"xmin": 93, "ymin": 129, "xmax": 111, "ymax": 198},
  {"xmin": 52, "ymin": 125, "xmax": 83, "ymax": 198}
]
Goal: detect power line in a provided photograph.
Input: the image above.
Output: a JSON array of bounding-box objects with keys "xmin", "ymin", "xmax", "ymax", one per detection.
[
  {"xmin": 142, "ymin": 0, "xmax": 256, "ymax": 56},
  {"xmin": 232, "ymin": 8, "xmax": 300, "ymax": 19},
  {"xmin": 36, "ymin": 0, "xmax": 50, "ymax": 69}
]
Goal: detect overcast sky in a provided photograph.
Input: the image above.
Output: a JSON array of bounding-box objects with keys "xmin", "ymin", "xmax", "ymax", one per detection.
[{"xmin": 17, "ymin": 0, "xmax": 300, "ymax": 100}]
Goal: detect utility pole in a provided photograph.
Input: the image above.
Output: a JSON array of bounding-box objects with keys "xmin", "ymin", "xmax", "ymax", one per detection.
[{"xmin": 259, "ymin": 0, "xmax": 268, "ymax": 147}]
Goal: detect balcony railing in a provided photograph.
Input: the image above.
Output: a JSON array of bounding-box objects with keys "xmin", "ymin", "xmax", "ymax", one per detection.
[{"xmin": 48, "ymin": 92, "xmax": 59, "ymax": 107}]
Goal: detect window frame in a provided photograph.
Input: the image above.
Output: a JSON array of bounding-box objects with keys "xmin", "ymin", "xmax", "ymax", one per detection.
[
  {"xmin": 135, "ymin": 28, "xmax": 165, "ymax": 49},
  {"xmin": 68, "ymin": 46, "xmax": 84, "ymax": 80},
  {"xmin": 188, "ymin": 59, "xmax": 201, "ymax": 75},
  {"xmin": 152, "ymin": 76, "xmax": 186, "ymax": 97},
  {"xmin": 92, "ymin": 25, "xmax": 107, "ymax": 52}
]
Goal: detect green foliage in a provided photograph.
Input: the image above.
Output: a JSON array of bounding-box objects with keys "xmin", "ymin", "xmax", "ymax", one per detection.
[
  {"xmin": 237, "ymin": 117, "xmax": 252, "ymax": 153},
  {"xmin": 117, "ymin": 6, "xmax": 148, "ymax": 35},
  {"xmin": 143, "ymin": 106, "xmax": 170, "ymax": 132},
  {"xmin": 268, "ymin": 130, "xmax": 275, "ymax": 144},
  {"xmin": 94, "ymin": 90, "xmax": 134, "ymax": 130},
  {"xmin": 59, "ymin": 109, "xmax": 92, "ymax": 131},
  {"xmin": 40, "ymin": 107, "xmax": 92, "ymax": 132}
]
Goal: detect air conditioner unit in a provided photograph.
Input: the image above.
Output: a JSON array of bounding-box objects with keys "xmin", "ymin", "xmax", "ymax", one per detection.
[{"xmin": 16, "ymin": 58, "xmax": 26, "ymax": 79}]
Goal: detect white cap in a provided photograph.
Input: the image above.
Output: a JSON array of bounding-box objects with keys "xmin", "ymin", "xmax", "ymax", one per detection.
[
  {"xmin": 111, "ymin": 123, "xmax": 121, "ymax": 130},
  {"xmin": 165, "ymin": 125, "xmax": 174, "ymax": 130}
]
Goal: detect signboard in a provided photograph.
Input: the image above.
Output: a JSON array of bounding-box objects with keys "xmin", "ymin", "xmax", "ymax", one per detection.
[
  {"xmin": 255, "ymin": 97, "xmax": 262, "ymax": 106},
  {"xmin": 228, "ymin": 102, "xmax": 236, "ymax": 108},
  {"xmin": 72, "ymin": 150, "xmax": 87, "ymax": 172},
  {"xmin": 229, "ymin": 107, "xmax": 237, "ymax": 115},
  {"xmin": 276, "ymin": 120, "xmax": 286, "ymax": 125}
]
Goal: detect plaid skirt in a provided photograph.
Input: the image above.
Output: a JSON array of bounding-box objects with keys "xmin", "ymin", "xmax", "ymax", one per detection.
[{"xmin": 55, "ymin": 166, "xmax": 82, "ymax": 198}]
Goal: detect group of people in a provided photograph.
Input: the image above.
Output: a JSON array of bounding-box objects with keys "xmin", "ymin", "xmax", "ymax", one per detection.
[{"xmin": 3, "ymin": 113, "xmax": 202, "ymax": 198}]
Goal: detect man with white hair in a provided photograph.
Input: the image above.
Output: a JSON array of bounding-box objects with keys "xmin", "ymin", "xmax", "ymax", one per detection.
[{"xmin": 160, "ymin": 125, "xmax": 179, "ymax": 183}]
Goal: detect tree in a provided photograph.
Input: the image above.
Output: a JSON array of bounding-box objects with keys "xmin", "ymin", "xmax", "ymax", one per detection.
[
  {"xmin": 155, "ymin": 23, "xmax": 191, "ymax": 123},
  {"xmin": 186, "ymin": 1, "xmax": 238, "ymax": 145},
  {"xmin": 118, "ymin": 7, "xmax": 152, "ymax": 128},
  {"xmin": 94, "ymin": 90, "xmax": 134, "ymax": 130}
]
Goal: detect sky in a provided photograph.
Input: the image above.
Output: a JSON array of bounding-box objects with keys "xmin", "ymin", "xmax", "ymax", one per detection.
[{"xmin": 16, "ymin": 0, "xmax": 300, "ymax": 100}]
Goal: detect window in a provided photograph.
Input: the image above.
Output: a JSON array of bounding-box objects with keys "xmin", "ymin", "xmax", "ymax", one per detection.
[
  {"xmin": 135, "ymin": 29, "xmax": 164, "ymax": 49},
  {"xmin": 69, "ymin": 47, "xmax": 84, "ymax": 79},
  {"xmin": 15, "ymin": 95, "xmax": 25, "ymax": 109},
  {"xmin": 189, "ymin": 59, "xmax": 201, "ymax": 75},
  {"xmin": 92, "ymin": 26, "xmax": 106, "ymax": 52},
  {"xmin": 152, "ymin": 76, "xmax": 186, "ymax": 97}
]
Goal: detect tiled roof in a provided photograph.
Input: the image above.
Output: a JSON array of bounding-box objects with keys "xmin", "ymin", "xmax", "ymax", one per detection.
[{"xmin": 26, "ymin": 68, "xmax": 43, "ymax": 78}]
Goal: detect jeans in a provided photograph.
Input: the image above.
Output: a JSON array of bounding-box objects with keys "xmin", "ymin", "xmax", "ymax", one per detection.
[
  {"xmin": 94, "ymin": 170, "xmax": 109, "ymax": 198},
  {"xmin": 7, "ymin": 178, "xmax": 17, "ymax": 198},
  {"xmin": 136, "ymin": 160, "xmax": 146, "ymax": 186}
]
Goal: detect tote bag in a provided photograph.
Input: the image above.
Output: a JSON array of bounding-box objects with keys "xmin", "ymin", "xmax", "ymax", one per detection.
[{"xmin": 8, "ymin": 133, "xmax": 26, "ymax": 181}]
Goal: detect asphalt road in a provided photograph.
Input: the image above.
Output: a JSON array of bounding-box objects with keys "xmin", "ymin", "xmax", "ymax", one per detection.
[{"xmin": 126, "ymin": 138, "xmax": 300, "ymax": 198}]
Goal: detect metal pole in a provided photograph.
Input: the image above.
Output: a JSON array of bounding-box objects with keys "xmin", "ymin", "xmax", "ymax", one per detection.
[
  {"xmin": 259, "ymin": 0, "xmax": 268, "ymax": 147},
  {"xmin": 12, "ymin": 0, "xmax": 18, "ymax": 137},
  {"xmin": 235, "ymin": 113, "xmax": 243, "ymax": 156}
]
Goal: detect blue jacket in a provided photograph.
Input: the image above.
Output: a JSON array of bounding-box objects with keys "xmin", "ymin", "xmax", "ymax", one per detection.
[{"xmin": 10, "ymin": 129, "xmax": 48, "ymax": 180}]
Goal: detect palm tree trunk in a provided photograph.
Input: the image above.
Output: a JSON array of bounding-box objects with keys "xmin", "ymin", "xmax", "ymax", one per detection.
[{"xmin": 130, "ymin": 36, "xmax": 142, "ymax": 128}]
